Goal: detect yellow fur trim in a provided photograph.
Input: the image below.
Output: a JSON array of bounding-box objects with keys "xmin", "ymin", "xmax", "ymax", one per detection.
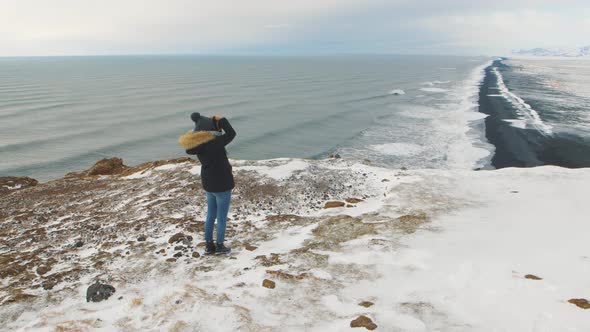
[{"xmin": 178, "ymin": 131, "xmax": 215, "ymax": 149}]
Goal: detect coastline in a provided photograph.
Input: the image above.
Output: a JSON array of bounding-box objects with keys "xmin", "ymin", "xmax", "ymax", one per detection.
[{"xmin": 478, "ymin": 59, "xmax": 590, "ymax": 168}]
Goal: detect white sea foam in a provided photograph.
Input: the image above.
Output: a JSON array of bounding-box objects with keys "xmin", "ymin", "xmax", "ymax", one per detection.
[
  {"xmin": 389, "ymin": 89, "xmax": 405, "ymax": 95},
  {"xmin": 491, "ymin": 66, "xmax": 553, "ymax": 135},
  {"xmin": 340, "ymin": 59, "xmax": 494, "ymax": 170},
  {"xmin": 503, "ymin": 119, "xmax": 527, "ymax": 129},
  {"xmin": 422, "ymin": 80, "xmax": 451, "ymax": 86},
  {"xmin": 370, "ymin": 143, "xmax": 424, "ymax": 156},
  {"xmin": 441, "ymin": 59, "xmax": 495, "ymax": 169},
  {"xmin": 398, "ymin": 105, "xmax": 440, "ymax": 119},
  {"xmin": 419, "ymin": 87, "xmax": 448, "ymax": 93}
]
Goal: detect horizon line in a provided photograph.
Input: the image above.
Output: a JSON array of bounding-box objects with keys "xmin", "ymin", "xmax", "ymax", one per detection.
[{"xmin": 0, "ymin": 52, "xmax": 497, "ymax": 59}]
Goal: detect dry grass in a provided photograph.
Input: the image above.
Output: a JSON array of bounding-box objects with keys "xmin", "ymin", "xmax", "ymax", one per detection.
[
  {"xmin": 168, "ymin": 320, "xmax": 188, "ymax": 332},
  {"xmin": 54, "ymin": 319, "xmax": 96, "ymax": 332},
  {"xmin": 131, "ymin": 298, "xmax": 143, "ymax": 307}
]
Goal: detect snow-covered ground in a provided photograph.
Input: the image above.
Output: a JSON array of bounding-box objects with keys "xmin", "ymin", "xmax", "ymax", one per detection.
[{"xmin": 1, "ymin": 158, "xmax": 589, "ymax": 331}]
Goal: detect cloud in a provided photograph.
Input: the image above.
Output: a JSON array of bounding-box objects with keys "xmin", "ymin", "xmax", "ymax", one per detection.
[
  {"xmin": 414, "ymin": 9, "xmax": 590, "ymax": 54},
  {"xmin": 0, "ymin": 0, "xmax": 588, "ymax": 56},
  {"xmin": 264, "ymin": 24, "xmax": 291, "ymax": 29}
]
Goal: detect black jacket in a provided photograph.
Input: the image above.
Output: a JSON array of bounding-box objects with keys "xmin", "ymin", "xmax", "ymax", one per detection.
[{"xmin": 179, "ymin": 118, "xmax": 236, "ymax": 192}]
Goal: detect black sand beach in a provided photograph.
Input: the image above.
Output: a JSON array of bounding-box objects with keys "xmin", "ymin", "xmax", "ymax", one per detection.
[{"xmin": 478, "ymin": 59, "xmax": 590, "ymax": 169}]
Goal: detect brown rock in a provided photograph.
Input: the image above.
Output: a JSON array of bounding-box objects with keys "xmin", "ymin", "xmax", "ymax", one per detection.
[
  {"xmin": 168, "ymin": 233, "xmax": 186, "ymax": 244},
  {"xmin": 358, "ymin": 301, "xmax": 374, "ymax": 308},
  {"xmin": 0, "ymin": 176, "xmax": 38, "ymax": 196},
  {"xmin": 42, "ymin": 280, "xmax": 57, "ymax": 290},
  {"xmin": 350, "ymin": 315, "xmax": 377, "ymax": 330},
  {"xmin": 346, "ymin": 204, "xmax": 354, "ymax": 208},
  {"xmin": 166, "ymin": 258, "xmax": 177, "ymax": 263},
  {"xmin": 262, "ymin": 279, "xmax": 276, "ymax": 289},
  {"xmin": 525, "ymin": 274, "xmax": 542, "ymax": 280},
  {"xmin": 568, "ymin": 298, "xmax": 590, "ymax": 309},
  {"xmin": 192, "ymin": 252, "xmax": 200, "ymax": 258},
  {"xmin": 345, "ymin": 198, "xmax": 364, "ymax": 204},
  {"xmin": 86, "ymin": 157, "xmax": 128, "ymax": 176},
  {"xmin": 324, "ymin": 201, "xmax": 345, "ymax": 209},
  {"xmin": 244, "ymin": 244, "xmax": 258, "ymax": 251},
  {"xmin": 36, "ymin": 265, "xmax": 51, "ymax": 275}
]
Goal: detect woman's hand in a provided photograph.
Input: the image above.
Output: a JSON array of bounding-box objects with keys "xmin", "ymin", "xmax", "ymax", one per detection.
[{"xmin": 212, "ymin": 115, "xmax": 222, "ymax": 131}]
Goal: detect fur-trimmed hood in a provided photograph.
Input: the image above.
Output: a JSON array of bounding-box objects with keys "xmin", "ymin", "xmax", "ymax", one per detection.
[{"xmin": 178, "ymin": 130, "xmax": 215, "ymax": 150}]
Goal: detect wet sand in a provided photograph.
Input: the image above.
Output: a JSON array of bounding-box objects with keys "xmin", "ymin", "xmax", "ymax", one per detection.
[{"xmin": 478, "ymin": 59, "xmax": 590, "ymax": 168}]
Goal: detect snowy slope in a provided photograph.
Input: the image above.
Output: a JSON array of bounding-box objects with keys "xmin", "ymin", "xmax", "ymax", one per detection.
[
  {"xmin": 1, "ymin": 159, "xmax": 589, "ymax": 331},
  {"xmin": 512, "ymin": 46, "xmax": 590, "ymax": 57}
]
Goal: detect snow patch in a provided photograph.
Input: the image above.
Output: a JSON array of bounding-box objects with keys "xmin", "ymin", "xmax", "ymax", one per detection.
[
  {"xmin": 188, "ymin": 165, "xmax": 201, "ymax": 176},
  {"xmin": 154, "ymin": 163, "xmax": 182, "ymax": 171},
  {"xmin": 235, "ymin": 159, "xmax": 309, "ymax": 181},
  {"xmin": 123, "ymin": 170, "xmax": 152, "ymax": 179}
]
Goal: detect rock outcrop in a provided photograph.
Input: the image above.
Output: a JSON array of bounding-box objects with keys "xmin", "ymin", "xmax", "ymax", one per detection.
[
  {"xmin": 86, "ymin": 158, "xmax": 128, "ymax": 176},
  {"xmin": 0, "ymin": 176, "xmax": 38, "ymax": 196}
]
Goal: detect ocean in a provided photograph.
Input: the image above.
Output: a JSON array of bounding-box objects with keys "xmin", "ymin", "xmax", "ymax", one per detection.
[{"xmin": 1, "ymin": 55, "xmax": 588, "ymax": 181}]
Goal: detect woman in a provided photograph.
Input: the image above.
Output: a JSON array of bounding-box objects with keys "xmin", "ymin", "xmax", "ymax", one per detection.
[{"xmin": 179, "ymin": 113, "xmax": 236, "ymax": 255}]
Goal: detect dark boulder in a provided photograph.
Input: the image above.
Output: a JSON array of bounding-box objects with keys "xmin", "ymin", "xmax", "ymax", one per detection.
[{"xmin": 86, "ymin": 281, "xmax": 116, "ymax": 303}]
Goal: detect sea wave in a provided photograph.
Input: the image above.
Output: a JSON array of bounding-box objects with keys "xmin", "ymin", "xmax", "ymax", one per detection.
[
  {"xmin": 370, "ymin": 143, "xmax": 423, "ymax": 156},
  {"xmin": 422, "ymin": 80, "xmax": 451, "ymax": 86},
  {"xmin": 419, "ymin": 87, "xmax": 448, "ymax": 93}
]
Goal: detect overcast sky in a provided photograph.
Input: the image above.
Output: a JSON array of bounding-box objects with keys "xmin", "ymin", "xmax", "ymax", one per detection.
[{"xmin": 2, "ymin": 0, "xmax": 589, "ymax": 56}]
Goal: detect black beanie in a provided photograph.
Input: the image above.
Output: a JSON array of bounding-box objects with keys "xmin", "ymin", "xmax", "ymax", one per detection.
[
  {"xmin": 190, "ymin": 112, "xmax": 201, "ymax": 123},
  {"xmin": 190, "ymin": 112, "xmax": 216, "ymax": 132}
]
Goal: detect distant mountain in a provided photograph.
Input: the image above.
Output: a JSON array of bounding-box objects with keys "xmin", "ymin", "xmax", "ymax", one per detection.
[{"xmin": 512, "ymin": 46, "xmax": 590, "ymax": 57}]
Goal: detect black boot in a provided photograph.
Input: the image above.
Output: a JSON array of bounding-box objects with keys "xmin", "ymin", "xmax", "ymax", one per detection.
[
  {"xmin": 215, "ymin": 243, "xmax": 231, "ymax": 255},
  {"xmin": 204, "ymin": 241, "xmax": 216, "ymax": 255}
]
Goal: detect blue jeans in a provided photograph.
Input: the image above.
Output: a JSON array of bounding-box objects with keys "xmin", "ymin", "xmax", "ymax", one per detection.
[{"xmin": 204, "ymin": 190, "xmax": 231, "ymax": 245}]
